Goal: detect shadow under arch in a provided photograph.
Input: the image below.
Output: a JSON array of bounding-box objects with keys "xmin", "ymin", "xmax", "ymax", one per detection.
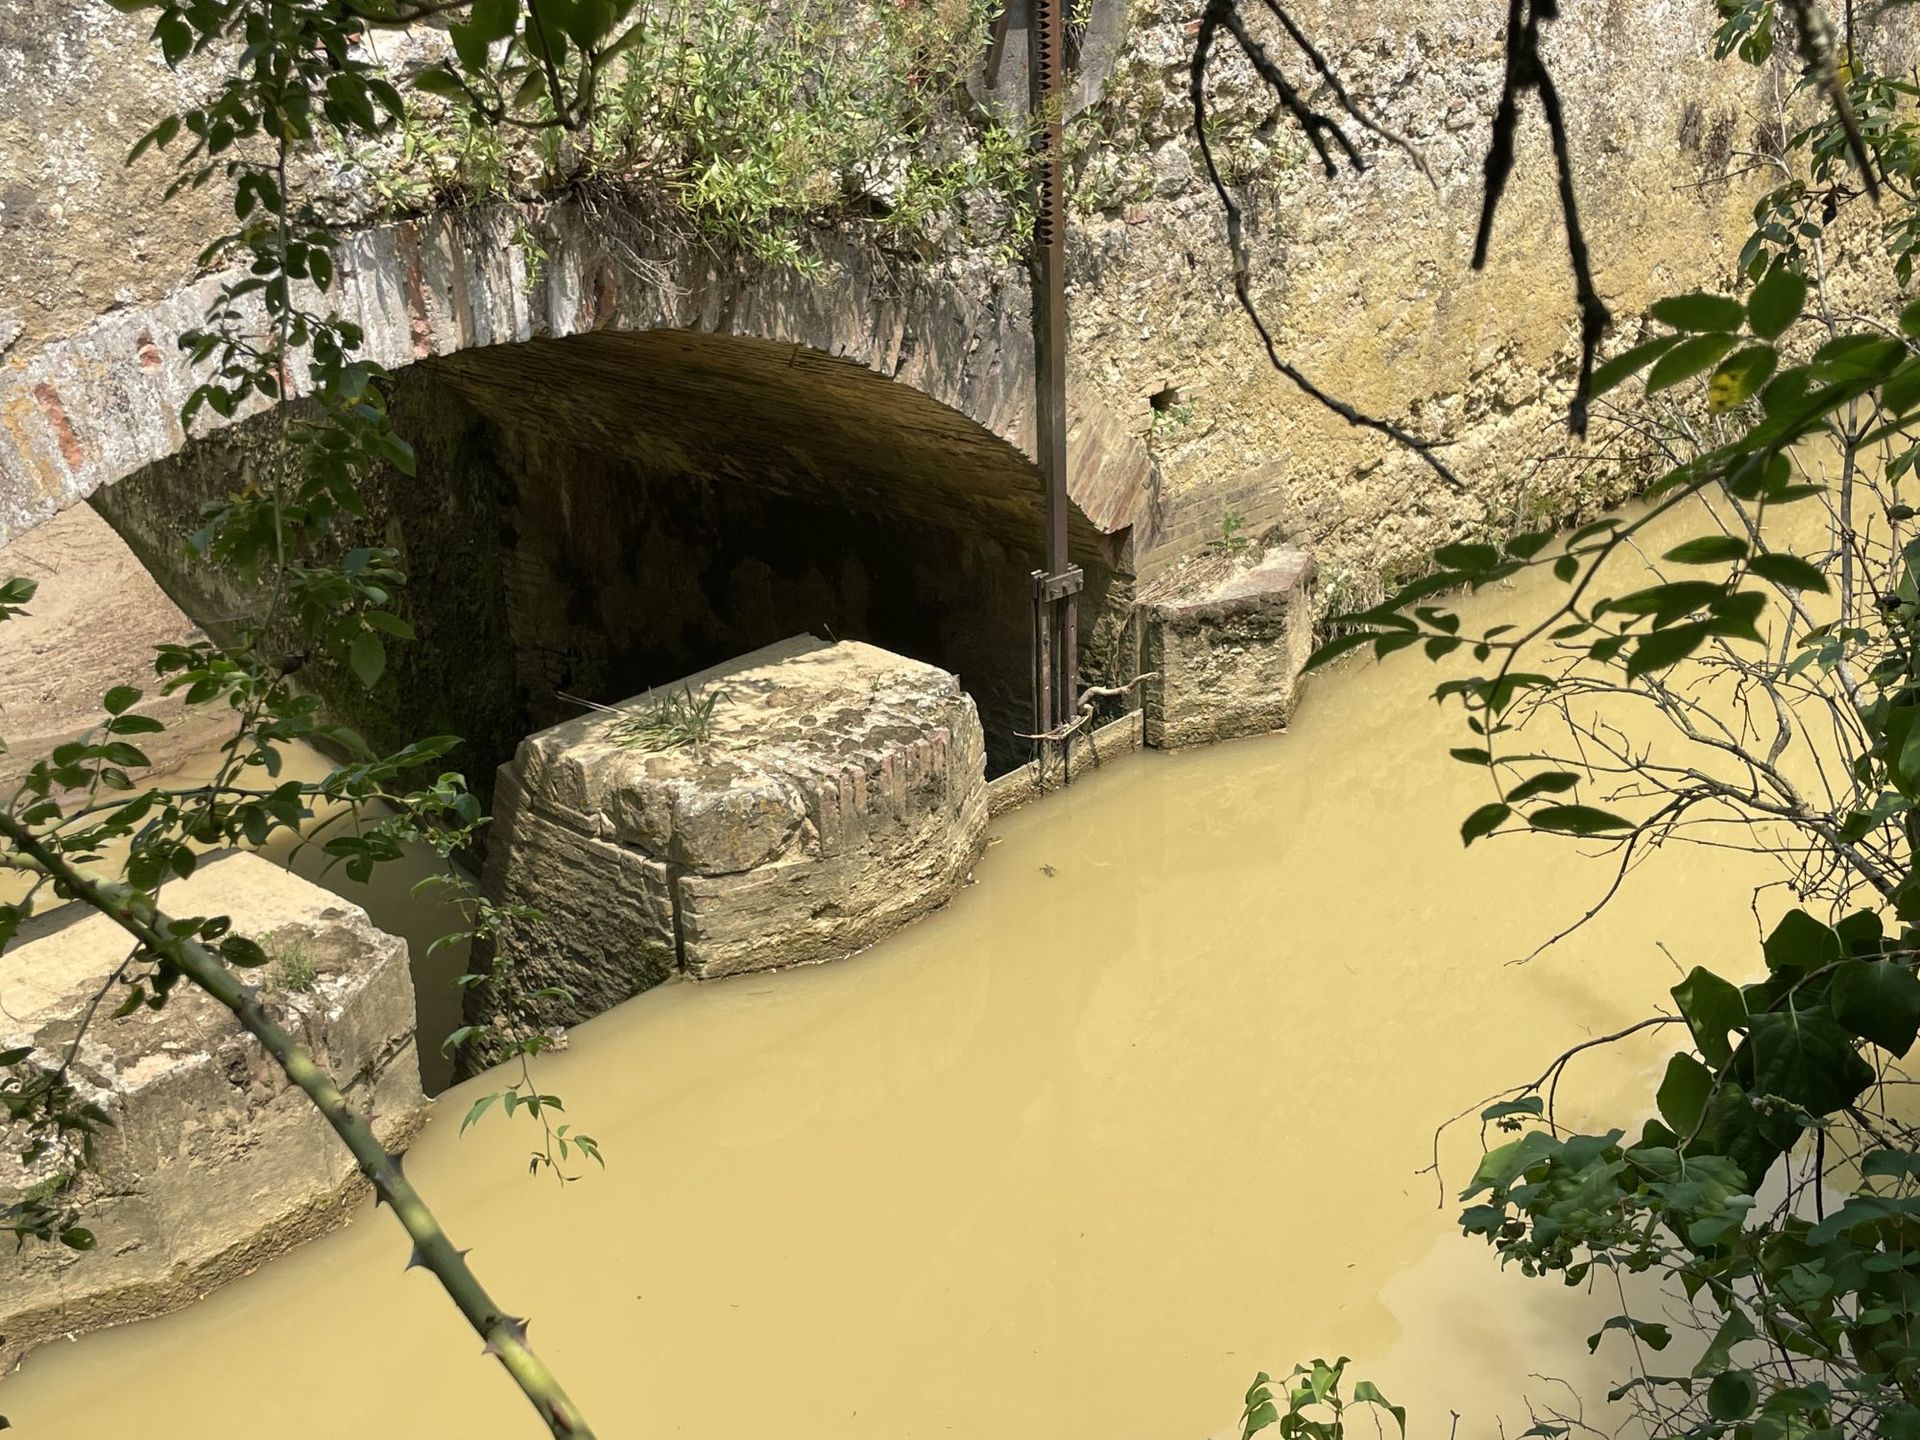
[
  {"xmin": 95, "ymin": 323, "xmax": 1127, "ymax": 789},
  {"xmin": 429, "ymin": 324, "xmax": 1126, "ymax": 774}
]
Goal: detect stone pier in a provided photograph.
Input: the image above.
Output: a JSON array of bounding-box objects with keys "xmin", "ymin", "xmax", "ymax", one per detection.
[
  {"xmin": 472, "ymin": 636, "xmax": 990, "ymax": 1040},
  {"xmin": 0, "ymin": 852, "xmax": 427, "ymax": 1368},
  {"xmin": 1140, "ymin": 546, "xmax": 1316, "ymax": 749}
]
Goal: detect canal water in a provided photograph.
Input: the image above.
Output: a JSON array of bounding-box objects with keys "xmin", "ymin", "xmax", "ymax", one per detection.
[{"xmin": 0, "ymin": 509, "xmax": 1789, "ymax": 1438}]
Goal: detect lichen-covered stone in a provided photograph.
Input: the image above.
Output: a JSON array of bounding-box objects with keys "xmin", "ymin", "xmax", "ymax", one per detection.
[
  {"xmin": 1140, "ymin": 545, "xmax": 1316, "ymax": 749},
  {"xmin": 473, "ymin": 636, "xmax": 989, "ymax": 1037},
  {"xmin": 0, "ymin": 852, "xmax": 427, "ymax": 1369}
]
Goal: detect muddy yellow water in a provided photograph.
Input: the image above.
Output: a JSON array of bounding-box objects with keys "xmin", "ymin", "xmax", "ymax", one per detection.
[{"xmin": 1, "ymin": 510, "xmax": 1798, "ymax": 1439}]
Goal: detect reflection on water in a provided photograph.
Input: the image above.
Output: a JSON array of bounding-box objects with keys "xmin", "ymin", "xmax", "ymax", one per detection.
[{"xmin": 0, "ymin": 514, "xmax": 1784, "ymax": 1439}]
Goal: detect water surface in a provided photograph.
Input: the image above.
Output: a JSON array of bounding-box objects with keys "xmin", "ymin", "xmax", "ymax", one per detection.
[{"xmin": 1, "ymin": 537, "xmax": 1780, "ymax": 1439}]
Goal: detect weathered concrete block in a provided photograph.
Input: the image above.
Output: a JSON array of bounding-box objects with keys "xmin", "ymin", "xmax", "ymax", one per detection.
[
  {"xmin": 1141, "ymin": 547, "xmax": 1316, "ymax": 749},
  {"xmin": 476, "ymin": 636, "xmax": 989, "ymax": 1031},
  {"xmin": 0, "ymin": 852, "xmax": 427, "ymax": 1368}
]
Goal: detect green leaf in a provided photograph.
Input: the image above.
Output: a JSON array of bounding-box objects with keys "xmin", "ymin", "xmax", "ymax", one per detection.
[
  {"xmin": 1830, "ymin": 960, "xmax": 1920, "ymax": 1056},
  {"xmin": 1748, "ymin": 268, "xmax": 1807, "ymax": 339},
  {"xmin": 102, "ymin": 685, "xmax": 140, "ymax": 715},
  {"xmin": 1587, "ymin": 1315, "xmax": 1673, "ymax": 1354},
  {"xmin": 1461, "ymin": 803, "xmax": 1511, "ymax": 846},
  {"xmin": 58, "ymin": 1227, "xmax": 96, "ymax": 1251},
  {"xmin": 1303, "ymin": 631, "xmax": 1373, "ymax": 672},
  {"xmin": 1835, "ymin": 908, "xmax": 1885, "ymax": 954},
  {"xmin": 1692, "ymin": 1309, "xmax": 1756, "ymax": 1377},
  {"xmin": 1813, "ymin": 333, "xmax": 1906, "ymax": 380},
  {"xmin": 1862, "ymin": 1149, "xmax": 1920, "ymax": 1180},
  {"xmin": 1606, "ymin": 579, "xmax": 1723, "ymax": 623},
  {"xmin": 1746, "ymin": 551, "xmax": 1829, "ymax": 592},
  {"xmin": 469, "ymin": 0, "xmax": 518, "ymax": 40},
  {"xmin": 1528, "ymin": 804, "xmax": 1634, "ymax": 836},
  {"xmin": 219, "ymin": 935, "xmax": 269, "ymax": 969},
  {"xmin": 1626, "ymin": 621, "xmax": 1711, "ymax": 678},
  {"xmin": 1748, "ymin": 1003, "xmax": 1876, "ymax": 1115},
  {"xmin": 450, "ymin": 20, "xmax": 489, "ymax": 72},
  {"xmin": 1657, "ymin": 1052, "xmax": 1714, "ymax": 1133},
  {"xmin": 349, "ymin": 631, "xmax": 385, "ymax": 688},
  {"xmin": 461, "ymin": 1091, "xmax": 501, "ymax": 1134},
  {"xmin": 1651, "ymin": 292, "xmax": 1745, "ymax": 332},
  {"xmin": 565, "ymin": 0, "xmax": 619, "ymax": 45},
  {"xmin": 1504, "ymin": 771, "xmax": 1579, "ymax": 802},
  {"xmin": 362, "ymin": 610, "xmax": 414, "ymax": 639},
  {"xmin": 1674, "ymin": 967, "xmax": 1746, "ymax": 1067},
  {"xmin": 1764, "ymin": 909, "xmax": 1841, "ymax": 973},
  {"xmin": 1902, "ymin": 297, "xmax": 1920, "ymax": 338},
  {"xmin": 1707, "ymin": 345, "xmax": 1777, "ymax": 412},
  {"xmin": 1591, "ymin": 336, "xmax": 1682, "ymax": 397},
  {"xmin": 1374, "ymin": 632, "xmax": 1421, "ymax": 658},
  {"xmin": 412, "ymin": 65, "xmax": 470, "ymax": 100},
  {"xmin": 1647, "ymin": 334, "xmax": 1740, "ymax": 393},
  {"xmin": 1664, "ymin": 535, "xmax": 1748, "ymax": 564},
  {"xmin": 1707, "ymin": 1371, "xmax": 1759, "ymax": 1422},
  {"xmin": 325, "ymin": 73, "xmax": 378, "ymax": 132},
  {"xmin": 1462, "ymin": 1129, "xmax": 1560, "ymax": 1199},
  {"xmin": 1351, "ymin": 1382, "xmax": 1406, "ymax": 1437},
  {"xmin": 1433, "ymin": 542, "xmax": 1501, "ymax": 572},
  {"xmin": 1479, "ymin": 1095, "xmax": 1544, "ymax": 1122}
]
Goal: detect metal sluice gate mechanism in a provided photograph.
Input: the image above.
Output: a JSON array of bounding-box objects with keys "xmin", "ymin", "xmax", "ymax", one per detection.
[{"xmin": 987, "ymin": 0, "xmax": 1084, "ymax": 747}]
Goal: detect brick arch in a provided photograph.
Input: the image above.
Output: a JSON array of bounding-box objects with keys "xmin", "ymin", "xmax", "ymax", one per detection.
[{"xmin": 0, "ymin": 197, "xmax": 1153, "ymax": 552}]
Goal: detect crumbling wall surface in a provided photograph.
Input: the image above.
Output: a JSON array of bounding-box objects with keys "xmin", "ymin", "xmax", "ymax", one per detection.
[
  {"xmin": 473, "ymin": 636, "xmax": 989, "ymax": 1046},
  {"xmin": 0, "ymin": 3, "xmax": 211, "ymax": 356},
  {"xmin": 1072, "ymin": 0, "xmax": 1837, "ymax": 596},
  {"xmin": 0, "ymin": 852, "xmax": 427, "ymax": 1370}
]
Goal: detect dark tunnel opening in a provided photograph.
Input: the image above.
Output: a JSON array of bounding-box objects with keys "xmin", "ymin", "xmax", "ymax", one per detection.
[{"xmin": 94, "ymin": 327, "xmax": 1130, "ymax": 798}]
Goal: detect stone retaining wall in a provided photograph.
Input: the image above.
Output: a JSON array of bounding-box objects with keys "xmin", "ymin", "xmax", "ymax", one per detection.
[{"xmin": 4, "ymin": 0, "xmax": 1882, "ymax": 608}]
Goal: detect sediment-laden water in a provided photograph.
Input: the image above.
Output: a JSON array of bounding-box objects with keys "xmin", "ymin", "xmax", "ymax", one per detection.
[{"xmin": 0, "ymin": 506, "xmax": 1789, "ymax": 1439}]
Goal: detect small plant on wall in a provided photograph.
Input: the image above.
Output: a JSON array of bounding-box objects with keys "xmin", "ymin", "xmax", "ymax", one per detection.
[{"xmin": 605, "ymin": 684, "xmax": 731, "ymax": 752}]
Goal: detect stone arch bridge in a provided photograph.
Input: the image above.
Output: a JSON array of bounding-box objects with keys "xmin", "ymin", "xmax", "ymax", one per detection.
[{"xmin": 0, "ymin": 198, "xmax": 1159, "ymax": 777}]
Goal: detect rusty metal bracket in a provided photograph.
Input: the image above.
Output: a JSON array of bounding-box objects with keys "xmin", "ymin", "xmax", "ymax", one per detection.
[{"xmin": 1035, "ymin": 565, "xmax": 1083, "ymax": 603}]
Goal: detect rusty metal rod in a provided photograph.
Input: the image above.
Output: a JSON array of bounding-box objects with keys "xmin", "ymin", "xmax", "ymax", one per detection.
[{"xmin": 1027, "ymin": 0, "xmax": 1082, "ymax": 750}]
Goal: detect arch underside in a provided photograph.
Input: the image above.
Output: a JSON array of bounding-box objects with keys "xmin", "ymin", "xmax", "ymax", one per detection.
[{"xmin": 96, "ymin": 327, "xmax": 1130, "ymax": 786}]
